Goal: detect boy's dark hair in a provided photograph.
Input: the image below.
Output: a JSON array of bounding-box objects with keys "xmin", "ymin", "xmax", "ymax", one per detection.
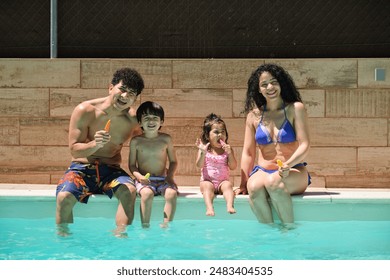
[
  {"xmin": 244, "ymin": 63, "xmax": 302, "ymax": 113},
  {"xmin": 200, "ymin": 113, "xmax": 228, "ymax": 144},
  {"xmin": 111, "ymin": 68, "xmax": 144, "ymax": 95},
  {"xmin": 136, "ymin": 101, "xmax": 165, "ymax": 124}
]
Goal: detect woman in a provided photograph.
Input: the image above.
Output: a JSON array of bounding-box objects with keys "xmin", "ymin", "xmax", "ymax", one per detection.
[{"xmin": 237, "ymin": 63, "xmax": 310, "ymax": 224}]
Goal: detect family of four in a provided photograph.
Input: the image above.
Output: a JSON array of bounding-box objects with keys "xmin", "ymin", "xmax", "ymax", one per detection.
[{"xmin": 55, "ymin": 64, "xmax": 311, "ymax": 236}]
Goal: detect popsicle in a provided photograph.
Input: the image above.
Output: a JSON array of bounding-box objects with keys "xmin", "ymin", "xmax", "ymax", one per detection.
[
  {"xmin": 276, "ymin": 159, "xmax": 283, "ymax": 168},
  {"xmin": 104, "ymin": 119, "xmax": 111, "ymax": 132},
  {"xmin": 219, "ymin": 139, "xmax": 226, "ymax": 145},
  {"xmin": 144, "ymin": 173, "xmax": 150, "ymax": 179}
]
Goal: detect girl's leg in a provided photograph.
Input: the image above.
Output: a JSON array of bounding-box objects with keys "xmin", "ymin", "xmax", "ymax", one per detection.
[
  {"xmin": 200, "ymin": 181, "xmax": 216, "ymax": 216},
  {"xmin": 139, "ymin": 188, "xmax": 155, "ymax": 228},
  {"xmin": 219, "ymin": 181, "xmax": 236, "ymax": 214},
  {"xmin": 247, "ymin": 172, "xmax": 273, "ymax": 223}
]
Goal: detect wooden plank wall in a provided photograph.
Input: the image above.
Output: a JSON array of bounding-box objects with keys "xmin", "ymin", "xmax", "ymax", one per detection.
[{"xmin": 0, "ymin": 58, "xmax": 389, "ymax": 188}]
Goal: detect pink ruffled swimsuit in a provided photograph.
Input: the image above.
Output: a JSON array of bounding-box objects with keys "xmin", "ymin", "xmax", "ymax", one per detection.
[{"xmin": 201, "ymin": 151, "xmax": 230, "ymax": 191}]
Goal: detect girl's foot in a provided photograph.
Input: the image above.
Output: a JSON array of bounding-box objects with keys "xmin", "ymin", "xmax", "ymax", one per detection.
[{"xmin": 227, "ymin": 206, "xmax": 236, "ymax": 214}]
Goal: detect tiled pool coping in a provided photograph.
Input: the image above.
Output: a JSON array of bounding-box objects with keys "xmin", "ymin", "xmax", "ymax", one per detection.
[{"xmin": 1, "ymin": 183, "xmax": 390, "ymax": 203}]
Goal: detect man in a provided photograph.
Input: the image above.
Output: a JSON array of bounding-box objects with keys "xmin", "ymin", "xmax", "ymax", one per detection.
[{"xmin": 56, "ymin": 67, "xmax": 144, "ymax": 236}]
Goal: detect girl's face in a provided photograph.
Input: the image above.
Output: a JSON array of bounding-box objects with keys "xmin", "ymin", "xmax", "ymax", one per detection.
[
  {"xmin": 208, "ymin": 123, "xmax": 227, "ymax": 147},
  {"xmin": 259, "ymin": 71, "xmax": 281, "ymax": 101}
]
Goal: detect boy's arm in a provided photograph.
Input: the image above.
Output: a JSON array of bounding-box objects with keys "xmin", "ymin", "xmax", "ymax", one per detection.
[{"xmin": 128, "ymin": 138, "xmax": 141, "ymax": 180}]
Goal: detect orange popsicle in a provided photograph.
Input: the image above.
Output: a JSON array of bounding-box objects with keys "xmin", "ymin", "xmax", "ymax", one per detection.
[
  {"xmin": 276, "ymin": 159, "xmax": 283, "ymax": 167},
  {"xmin": 104, "ymin": 120, "xmax": 111, "ymax": 132}
]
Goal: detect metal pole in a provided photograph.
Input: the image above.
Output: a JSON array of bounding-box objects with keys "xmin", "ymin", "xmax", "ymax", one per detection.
[{"xmin": 50, "ymin": 0, "xmax": 57, "ymax": 58}]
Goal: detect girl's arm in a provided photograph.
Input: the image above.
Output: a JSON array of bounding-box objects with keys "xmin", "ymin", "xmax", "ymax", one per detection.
[
  {"xmin": 195, "ymin": 138, "xmax": 209, "ymax": 168},
  {"xmin": 226, "ymin": 146, "xmax": 237, "ymax": 170}
]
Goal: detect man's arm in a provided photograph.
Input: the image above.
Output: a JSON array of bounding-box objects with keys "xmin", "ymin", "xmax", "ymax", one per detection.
[{"xmin": 68, "ymin": 103, "xmax": 110, "ymax": 159}]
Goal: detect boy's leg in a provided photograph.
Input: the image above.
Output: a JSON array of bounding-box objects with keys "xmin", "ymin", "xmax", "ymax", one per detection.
[
  {"xmin": 162, "ymin": 187, "xmax": 177, "ymax": 224},
  {"xmin": 220, "ymin": 181, "xmax": 236, "ymax": 214},
  {"xmin": 200, "ymin": 181, "xmax": 215, "ymax": 216},
  {"xmin": 139, "ymin": 187, "xmax": 155, "ymax": 228}
]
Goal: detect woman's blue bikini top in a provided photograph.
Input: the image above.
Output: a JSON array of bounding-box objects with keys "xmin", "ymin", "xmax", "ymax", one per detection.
[{"xmin": 255, "ymin": 104, "xmax": 296, "ymax": 145}]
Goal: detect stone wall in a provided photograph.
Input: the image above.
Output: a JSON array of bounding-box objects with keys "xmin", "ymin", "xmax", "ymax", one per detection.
[{"xmin": 0, "ymin": 58, "xmax": 389, "ymax": 188}]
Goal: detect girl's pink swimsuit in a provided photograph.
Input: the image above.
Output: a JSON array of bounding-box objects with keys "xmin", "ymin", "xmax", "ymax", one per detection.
[{"xmin": 201, "ymin": 151, "xmax": 230, "ymax": 192}]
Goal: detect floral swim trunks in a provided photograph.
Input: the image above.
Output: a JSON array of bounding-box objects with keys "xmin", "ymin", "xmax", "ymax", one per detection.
[{"xmin": 56, "ymin": 161, "xmax": 135, "ymax": 203}]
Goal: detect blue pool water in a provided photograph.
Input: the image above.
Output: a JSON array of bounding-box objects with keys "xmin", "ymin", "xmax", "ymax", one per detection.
[{"xmin": 0, "ymin": 196, "xmax": 389, "ymax": 260}]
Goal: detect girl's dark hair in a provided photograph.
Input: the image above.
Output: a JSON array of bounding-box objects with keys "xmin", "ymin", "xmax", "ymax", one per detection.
[
  {"xmin": 111, "ymin": 67, "xmax": 144, "ymax": 95},
  {"xmin": 244, "ymin": 63, "xmax": 302, "ymax": 113},
  {"xmin": 200, "ymin": 113, "xmax": 228, "ymax": 144},
  {"xmin": 136, "ymin": 101, "xmax": 165, "ymax": 123}
]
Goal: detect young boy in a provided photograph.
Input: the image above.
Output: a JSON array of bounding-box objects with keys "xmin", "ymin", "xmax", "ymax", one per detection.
[{"xmin": 129, "ymin": 101, "xmax": 178, "ymax": 228}]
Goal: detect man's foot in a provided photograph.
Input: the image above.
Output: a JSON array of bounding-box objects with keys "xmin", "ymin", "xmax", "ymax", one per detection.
[{"xmin": 113, "ymin": 225, "xmax": 128, "ymax": 238}]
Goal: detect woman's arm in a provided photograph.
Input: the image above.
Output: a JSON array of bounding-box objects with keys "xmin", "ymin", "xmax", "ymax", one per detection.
[
  {"xmin": 239, "ymin": 113, "xmax": 257, "ymax": 193},
  {"xmin": 285, "ymin": 102, "xmax": 310, "ymax": 167}
]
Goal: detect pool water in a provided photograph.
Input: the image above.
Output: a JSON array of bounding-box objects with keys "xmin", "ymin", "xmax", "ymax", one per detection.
[{"xmin": 1, "ymin": 197, "xmax": 390, "ymax": 260}]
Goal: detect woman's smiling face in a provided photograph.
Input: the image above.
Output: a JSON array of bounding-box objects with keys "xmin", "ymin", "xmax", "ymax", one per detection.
[{"xmin": 259, "ymin": 71, "xmax": 281, "ymax": 100}]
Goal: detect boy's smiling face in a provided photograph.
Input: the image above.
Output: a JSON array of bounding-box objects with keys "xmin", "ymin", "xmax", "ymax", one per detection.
[{"xmin": 140, "ymin": 114, "xmax": 163, "ymax": 132}]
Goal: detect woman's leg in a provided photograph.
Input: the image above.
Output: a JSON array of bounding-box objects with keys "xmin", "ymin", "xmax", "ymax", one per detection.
[
  {"xmin": 247, "ymin": 172, "xmax": 273, "ymax": 223},
  {"xmin": 265, "ymin": 166, "xmax": 308, "ymax": 224}
]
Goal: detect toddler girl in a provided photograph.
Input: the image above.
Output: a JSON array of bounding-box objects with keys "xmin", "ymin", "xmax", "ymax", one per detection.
[{"xmin": 195, "ymin": 113, "xmax": 237, "ymax": 216}]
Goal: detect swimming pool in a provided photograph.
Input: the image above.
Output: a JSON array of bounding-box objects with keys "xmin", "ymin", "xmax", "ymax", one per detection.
[{"xmin": 0, "ymin": 188, "xmax": 390, "ymax": 260}]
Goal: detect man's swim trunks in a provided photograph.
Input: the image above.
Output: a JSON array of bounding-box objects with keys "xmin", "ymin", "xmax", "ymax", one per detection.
[{"xmin": 56, "ymin": 161, "xmax": 134, "ymax": 203}]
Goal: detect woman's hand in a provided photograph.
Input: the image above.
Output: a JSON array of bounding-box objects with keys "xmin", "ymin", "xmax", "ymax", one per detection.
[
  {"xmin": 278, "ymin": 164, "xmax": 291, "ymax": 179},
  {"xmin": 234, "ymin": 184, "xmax": 248, "ymax": 195}
]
